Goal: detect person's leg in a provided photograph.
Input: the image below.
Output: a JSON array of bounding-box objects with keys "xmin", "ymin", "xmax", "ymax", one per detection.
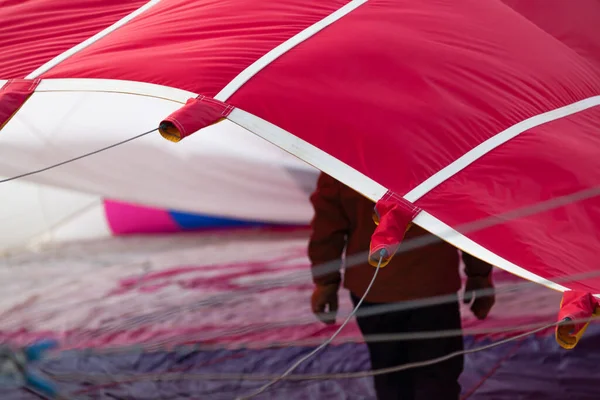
[
  {"xmin": 351, "ymin": 293, "xmax": 413, "ymax": 400},
  {"xmin": 404, "ymin": 295, "xmax": 464, "ymax": 400}
]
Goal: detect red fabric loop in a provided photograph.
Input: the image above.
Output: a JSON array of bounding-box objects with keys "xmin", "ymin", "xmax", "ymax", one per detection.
[
  {"xmin": 159, "ymin": 96, "xmax": 233, "ymax": 142},
  {"xmin": 557, "ymin": 291, "xmax": 599, "ymax": 331},
  {"xmin": 368, "ymin": 192, "xmax": 421, "ymax": 267},
  {"xmin": 555, "ymin": 290, "xmax": 599, "ymax": 349},
  {"xmin": 0, "ymin": 79, "xmax": 40, "ymax": 129}
]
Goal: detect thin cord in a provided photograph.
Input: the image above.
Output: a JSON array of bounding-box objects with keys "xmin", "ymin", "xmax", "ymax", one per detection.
[
  {"xmin": 48, "ymin": 266, "xmax": 600, "ymax": 354},
  {"xmin": 36, "ymin": 289, "xmax": 591, "ymax": 359},
  {"xmin": 0, "ymin": 124, "xmax": 598, "ymax": 391},
  {"xmin": 0, "ymin": 129, "xmax": 157, "ymax": 184},
  {"xmin": 51, "ymin": 320, "xmax": 563, "ymax": 389},
  {"xmin": 234, "ymin": 252, "xmax": 385, "ymax": 400},
  {"xmin": 341, "ymin": 320, "xmax": 557, "ymax": 380},
  {"xmin": 152, "ymin": 317, "xmax": 577, "ymax": 351},
  {"xmin": 309, "ymin": 183, "xmax": 600, "ymax": 283}
]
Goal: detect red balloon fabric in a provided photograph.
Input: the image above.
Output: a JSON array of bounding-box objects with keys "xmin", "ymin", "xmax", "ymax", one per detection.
[{"xmin": 1, "ymin": 0, "xmax": 600, "ymax": 318}]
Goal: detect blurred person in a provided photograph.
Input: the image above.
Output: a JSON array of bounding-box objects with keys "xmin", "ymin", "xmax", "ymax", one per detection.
[{"xmin": 308, "ymin": 173, "xmax": 495, "ymax": 400}]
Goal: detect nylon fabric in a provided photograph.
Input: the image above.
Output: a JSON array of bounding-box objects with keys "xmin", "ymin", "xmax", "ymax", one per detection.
[
  {"xmin": 227, "ymin": 0, "xmax": 600, "ymax": 196},
  {"xmin": 0, "ymin": 0, "xmax": 147, "ymax": 79},
  {"xmin": 2, "ymin": 330, "xmax": 599, "ymax": 399},
  {"xmin": 368, "ymin": 193, "xmax": 420, "ymax": 267},
  {"xmin": 556, "ymin": 291, "xmax": 600, "ymax": 349},
  {"xmin": 160, "ymin": 96, "xmax": 233, "ymax": 142},
  {"xmin": 0, "ymin": 80, "xmax": 39, "ymax": 129},
  {"xmin": 0, "ymin": 229, "xmax": 595, "ymax": 398},
  {"xmin": 501, "ymin": 0, "xmax": 600, "ymax": 70},
  {"xmin": 39, "ymin": 0, "xmax": 351, "ymax": 95},
  {"xmin": 1, "ymin": 0, "xmax": 600, "ymax": 295},
  {"xmin": 416, "ymin": 107, "xmax": 600, "ymax": 294}
]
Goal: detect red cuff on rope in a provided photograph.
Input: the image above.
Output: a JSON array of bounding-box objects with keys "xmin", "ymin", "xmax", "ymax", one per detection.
[
  {"xmin": 556, "ymin": 290, "xmax": 600, "ymax": 349},
  {"xmin": 368, "ymin": 192, "xmax": 421, "ymax": 267},
  {"xmin": 159, "ymin": 95, "xmax": 233, "ymax": 142},
  {"xmin": 0, "ymin": 79, "xmax": 40, "ymax": 130}
]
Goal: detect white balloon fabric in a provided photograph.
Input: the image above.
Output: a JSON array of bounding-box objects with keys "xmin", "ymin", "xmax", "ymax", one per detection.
[{"xmin": 0, "ymin": 88, "xmax": 317, "ymax": 252}]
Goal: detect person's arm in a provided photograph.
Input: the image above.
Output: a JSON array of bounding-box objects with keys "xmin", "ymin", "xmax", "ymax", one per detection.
[
  {"xmin": 462, "ymin": 252, "xmax": 493, "ymax": 278},
  {"xmin": 462, "ymin": 251, "xmax": 495, "ymax": 320},
  {"xmin": 308, "ymin": 173, "xmax": 350, "ymax": 286}
]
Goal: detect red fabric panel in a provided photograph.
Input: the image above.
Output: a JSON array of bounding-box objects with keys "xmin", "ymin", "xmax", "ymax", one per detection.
[
  {"xmin": 160, "ymin": 96, "xmax": 232, "ymax": 140},
  {"xmin": 40, "ymin": 0, "xmax": 350, "ymax": 97},
  {"xmin": 0, "ymin": 79, "xmax": 40, "ymax": 128},
  {"xmin": 557, "ymin": 291, "xmax": 598, "ymax": 333},
  {"xmin": 3, "ymin": 0, "xmax": 599, "ymax": 296},
  {"xmin": 417, "ymin": 107, "xmax": 600, "ymax": 293},
  {"xmin": 227, "ymin": 0, "xmax": 600, "ymax": 197},
  {"xmin": 369, "ymin": 193, "xmax": 421, "ymax": 267},
  {"xmin": 502, "ymin": 0, "xmax": 600, "ymax": 70},
  {"xmin": 0, "ymin": 0, "xmax": 146, "ymax": 79}
]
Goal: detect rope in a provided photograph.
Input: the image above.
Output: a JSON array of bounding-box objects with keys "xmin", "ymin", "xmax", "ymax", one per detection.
[
  {"xmin": 235, "ymin": 253, "xmax": 384, "ymax": 399},
  {"xmin": 47, "ymin": 320, "xmax": 559, "ymax": 388},
  {"xmin": 26, "ymin": 265, "xmax": 599, "ymax": 355},
  {"xmin": 1, "ymin": 117, "xmax": 599, "ymax": 397},
  {"xmin": 142, "ymin": 318, "xmax": 583, "ymax": 351},
  {"xmin": 0, "ymin": 129, "xmax": 157, "ymax": 184}
]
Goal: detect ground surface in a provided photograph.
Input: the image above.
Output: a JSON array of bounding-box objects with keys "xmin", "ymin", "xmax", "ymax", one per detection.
[{"xmin": 0, "ymin": 229, "xmax": 596, "ymax": 399}]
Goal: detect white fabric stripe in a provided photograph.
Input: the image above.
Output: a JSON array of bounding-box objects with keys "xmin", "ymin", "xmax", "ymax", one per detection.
[
  {"xmin": 214, "ymin": 0, "xmax": 368, "ymax": 102},
  {"xmin": 226, "ymin": 107, "xmax": 580, "ymax": 293},
  {"xmin": 0, "ymin": 80, "xmax": 7, "ymax": 89},
  {"xmin": 25, "ymin": 0, "xmax": 162, "ymax": 79},
  {"xmin": 227, "ymin": 108, "xmax": 387, "ymax": 201},
  {"xmin": 404, "ymin": 96, "xmax": 600, "ymax": 203}
]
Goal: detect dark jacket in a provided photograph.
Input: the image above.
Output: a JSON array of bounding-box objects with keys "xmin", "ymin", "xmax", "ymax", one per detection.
[{"xmin": 308, "ymin": 173, "xmax": 492, "ymax": 303}]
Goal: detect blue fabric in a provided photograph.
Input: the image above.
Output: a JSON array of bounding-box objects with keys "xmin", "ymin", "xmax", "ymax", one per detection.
[{"xmin": 168, "ymin": 211, "xmax": 266, "ymax": 230}]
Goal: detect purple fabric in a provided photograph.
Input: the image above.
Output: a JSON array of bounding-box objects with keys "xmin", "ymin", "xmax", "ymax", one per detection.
[{"xmin": 4, "ymin": 325, "xmax": 600, "ymax": 399}]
